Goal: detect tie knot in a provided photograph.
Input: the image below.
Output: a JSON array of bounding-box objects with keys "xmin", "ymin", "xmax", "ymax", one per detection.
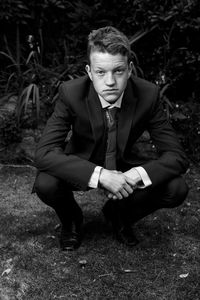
[
  {"xmin": 105, "ymin": 107, "xmax": 118, "ymax": 127},
  {"xmin": 109, "ymin": 106, "xmax": 118, "ymax": 115}
]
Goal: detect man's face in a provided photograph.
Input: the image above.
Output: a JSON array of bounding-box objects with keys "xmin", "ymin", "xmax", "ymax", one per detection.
[{"xmin": 86, "ymin": 51, "xmax": 132, "ymax": 103}]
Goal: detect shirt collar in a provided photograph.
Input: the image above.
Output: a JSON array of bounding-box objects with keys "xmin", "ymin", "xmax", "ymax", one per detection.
[{"xmin": 98, "ymin": 92, "xmax": 124, "ymax": 109}]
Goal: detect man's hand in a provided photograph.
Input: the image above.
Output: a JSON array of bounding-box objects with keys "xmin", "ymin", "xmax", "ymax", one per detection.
[
  {"xmin": 104, "ymin": 168, "xmax": 143, "ymax": 200},
  {"xmin": 123, "ymin": 168, "xmax": 142, "ymax": 187},
  {"xmin": 99, "ymin": 169, "xmax": 134, "ymax": 200}
]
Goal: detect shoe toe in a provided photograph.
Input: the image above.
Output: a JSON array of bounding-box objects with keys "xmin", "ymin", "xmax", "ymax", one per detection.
[
  {"xmin": 61, "ymin": 240, "xmax": 79, "ymax": 251},
  {"xmin": 60, "ymin": 231, "xmax": 81, "ymax": 251},
  {"xmin": 59, "ymin": 220, "xmax": 82, "ymax": 251}
]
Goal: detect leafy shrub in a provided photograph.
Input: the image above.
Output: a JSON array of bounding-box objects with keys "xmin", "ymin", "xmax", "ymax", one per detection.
[
  {"xmin": 0, "ymin": 31, "xmax": 60, "ymax": 127},
  {"xmin": 1, "ymin": 0, "xmax": 199, "ymax": 101},
  {"xmin": 157, "ymin": 72, "xmax": 200, "ymax": 162},
  {"xmin": 171, "ymin": 100, "xmax": 200, "ymax": 162},
  {"xmin": 0, "ymin": 113, "xmax": 22, "ymax": 147}
]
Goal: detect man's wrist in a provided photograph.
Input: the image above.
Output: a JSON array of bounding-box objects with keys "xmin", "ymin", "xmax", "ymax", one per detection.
[
  {"xmin": 88, "ymin": 166, "xmax": 103, "ymax": 188},
  {"xmin": 134, "ymin": 166, "xmax": 152, "ymax": 188},
  {"xmin": 98, "ymin": 167, "xmax": 104, "ymax": 188}
]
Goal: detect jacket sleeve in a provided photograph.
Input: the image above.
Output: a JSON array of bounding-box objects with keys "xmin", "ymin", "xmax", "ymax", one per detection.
[
  {"xmin": 35, "ymin": 84, "xmax": 96, "ymax": 191},
  {"xmin": 142, "ymin": 88, "xmax": 189, "ymax": 186}
]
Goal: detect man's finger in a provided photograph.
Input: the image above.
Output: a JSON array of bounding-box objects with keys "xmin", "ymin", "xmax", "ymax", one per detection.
[
  {"xmin": 120, "ymin": 188, "xmax": 129, "ymax": 198},
  {"xmin": 116, "ymin": 192, "xmax": 123, "ymax": 200},
  {"xmin": 123, "ymin": 183, "xmax": 133, "ymax": 194},
  {"xmin": 107, "ymin": 192, "xmax": 122, "ymax": 200},
  {"xmin": 107, "ymin": 193, "xmax": 114, "ymax": 199}
]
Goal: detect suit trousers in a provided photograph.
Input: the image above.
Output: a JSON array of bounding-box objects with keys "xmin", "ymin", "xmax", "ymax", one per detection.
[
  {"xmin": 34, "ymin": 172, "xmax": 188, "ymax": 228},
  {"xmin": 34, "ymin": 172, "xmax": 83, "ymax": 228}
]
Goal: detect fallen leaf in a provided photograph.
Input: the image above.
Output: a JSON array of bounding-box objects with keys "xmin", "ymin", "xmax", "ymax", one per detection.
[
  {"xmin": 122, "ymin": 269, "xmax": 134, "ymax": 273},
  {"xmin": 2, "ymin": 268, "xmax": 12, "ymax": 276},
  {"xmin": 179, "ymin": 273, "xmax": 189, "ymax": 278},
  {"xmin": 79, "ymin": 259, "xmax": 87, "ymax": 268}
]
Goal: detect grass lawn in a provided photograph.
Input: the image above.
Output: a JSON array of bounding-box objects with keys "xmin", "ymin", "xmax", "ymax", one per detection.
[{"xmin": 0, "ymin": 164, "xmax": 199, "ymax": 300}]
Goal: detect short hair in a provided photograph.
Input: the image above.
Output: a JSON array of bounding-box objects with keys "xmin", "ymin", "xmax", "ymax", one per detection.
[{"xmin": 87, "ymin": 26, "xmax": 131, "ymax": 63}]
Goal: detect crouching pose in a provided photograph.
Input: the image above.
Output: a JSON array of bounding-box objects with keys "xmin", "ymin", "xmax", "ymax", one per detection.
[{"xmin": 33, "ymin": 26, "xmax": 189, "ymax": 251}]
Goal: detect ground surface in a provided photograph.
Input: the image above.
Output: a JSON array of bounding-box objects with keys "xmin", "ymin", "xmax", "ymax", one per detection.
[{"xmin": 0, "ymin": 163, "xmax": 199, "ymax": 300}]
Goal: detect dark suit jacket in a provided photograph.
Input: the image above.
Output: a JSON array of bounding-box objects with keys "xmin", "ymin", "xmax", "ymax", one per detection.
[{"xmin": 35, "ymin": 75, "xmax": 188, "ymax": 191}]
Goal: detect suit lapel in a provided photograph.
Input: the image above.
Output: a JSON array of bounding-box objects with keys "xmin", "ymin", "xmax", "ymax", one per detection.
[
  {"xmin": 86, "ymin": 83, "xmax": 105, "ymax": 143},
  {"xmin": 117, "ymin": 80, "xmax": 137, "ymax": 155}
]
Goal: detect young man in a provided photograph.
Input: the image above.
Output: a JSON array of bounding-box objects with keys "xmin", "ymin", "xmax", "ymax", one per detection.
[{"xmin": 34, "ymin": 26, "xmax": 189, "ymax": 251}]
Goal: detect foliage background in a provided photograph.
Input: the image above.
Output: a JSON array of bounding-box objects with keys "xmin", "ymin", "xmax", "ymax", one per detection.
[{"xmin": 0, "ymin": 0, "xmax": 200, "ymax": 161}]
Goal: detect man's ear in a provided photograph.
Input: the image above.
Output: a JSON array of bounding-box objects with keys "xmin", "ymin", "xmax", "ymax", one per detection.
[
  {"xmin": 85, "ymin": 64, "xmax": 92, "ymax": 81},
  {"xmin": 128, "ymin": 61, "xmax": 133, "ymax": 78}
]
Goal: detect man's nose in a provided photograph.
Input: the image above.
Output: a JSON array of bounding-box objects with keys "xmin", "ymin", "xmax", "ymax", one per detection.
[{"xmin": 105, "ymin": 73, "xmax": 115, "ymax": 86}]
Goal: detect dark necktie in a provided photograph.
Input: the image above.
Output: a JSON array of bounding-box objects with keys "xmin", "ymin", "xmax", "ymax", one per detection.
[{"xmin": 104, "ymin": 107, "xmax": 118, "ymax": 170}]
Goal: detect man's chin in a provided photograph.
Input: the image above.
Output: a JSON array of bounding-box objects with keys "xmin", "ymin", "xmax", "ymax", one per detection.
[{"xmin": 103, "ymin": 95, "xmax": 120, "ymax": 103}]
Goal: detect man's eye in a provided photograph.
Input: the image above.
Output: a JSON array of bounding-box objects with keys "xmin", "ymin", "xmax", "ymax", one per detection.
[
  {"xmin": 96, "ymin": 70, "xmax": 105, "ymax": 75},
  {"xmin": 115, "ymin": 69, "xmax": 124, "ymax": 74}
]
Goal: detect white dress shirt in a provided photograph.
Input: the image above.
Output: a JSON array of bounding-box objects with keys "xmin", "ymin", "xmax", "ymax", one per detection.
[{"xmin": 88, "ymin": 94, "xmax": 152, "ymax": 189}]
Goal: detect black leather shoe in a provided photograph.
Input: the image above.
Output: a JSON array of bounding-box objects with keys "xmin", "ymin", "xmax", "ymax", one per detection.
[
  {"xmin": 102, "ymin": 201, "xmax": 138, "ymax": 247},
  {"xmin": 59, "ymin": 221, "xmax": 82, "ymax": 251}
]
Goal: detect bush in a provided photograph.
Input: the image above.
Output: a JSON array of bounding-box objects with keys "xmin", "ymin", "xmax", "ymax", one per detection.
[
  {"xmin": 0, "ymin": 113, "xmax": 22, "ymax": 147},
  {"xmin": 171, "ymin": 100, "xmax": 200, "ymax": 162},
  {"xmin": 1, "ymin": 1, "xmax": 200, "ymax": 98}
]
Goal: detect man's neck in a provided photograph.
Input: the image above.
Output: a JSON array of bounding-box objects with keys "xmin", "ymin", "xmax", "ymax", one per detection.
[{"xmin": 98, "ymin": 93, "xmax": 124, "ymax": 109}]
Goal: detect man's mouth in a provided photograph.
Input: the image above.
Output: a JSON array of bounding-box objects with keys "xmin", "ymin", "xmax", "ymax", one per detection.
[{"xmin": 104, "ymin": 89, "xmax": 118, "ymax": 92}]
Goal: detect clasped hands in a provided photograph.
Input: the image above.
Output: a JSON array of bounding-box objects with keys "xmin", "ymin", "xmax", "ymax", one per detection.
[{"xmin": 99, "ymin": 168, "xmax": 142, "ymax": 200}]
